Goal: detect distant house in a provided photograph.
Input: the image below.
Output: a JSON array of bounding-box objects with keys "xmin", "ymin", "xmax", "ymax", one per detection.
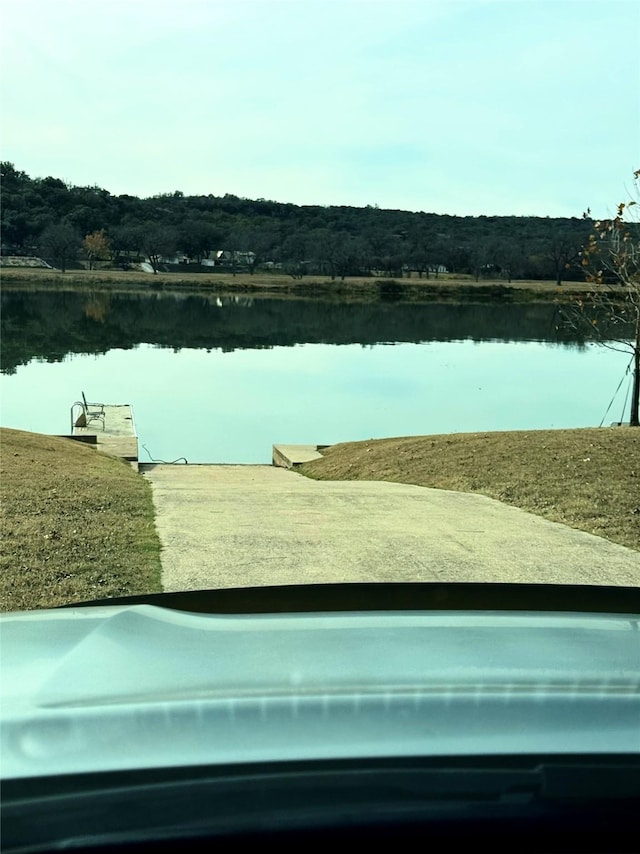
[
  {"xmin": 142, "ymin": 253, "xmax": 190, "ymax": 273},
  {"xmin": 204, "ymin": 250, "xmax": 256, "ymax": 270},
  {"xmin": 160, "ymin": 254, "xmax": 190, "ymax": 265}
]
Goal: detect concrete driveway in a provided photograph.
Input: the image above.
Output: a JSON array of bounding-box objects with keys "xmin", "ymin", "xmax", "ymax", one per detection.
[{"xmin": 142, "ymin": 464, "xmax": 640, "ymax": 591}]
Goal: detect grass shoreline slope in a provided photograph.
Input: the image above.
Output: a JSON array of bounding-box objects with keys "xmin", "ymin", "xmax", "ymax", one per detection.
[
  {"xmin": 299, "ymin": 427, "xmax": 640, "ymax": 556},
  {"xmin": 0, "ymin": 428, "xmax": 162, "ymax": 612},
  {"xmin": 2, "ymin": 426, "xmax": 638, "ymax": 612}
]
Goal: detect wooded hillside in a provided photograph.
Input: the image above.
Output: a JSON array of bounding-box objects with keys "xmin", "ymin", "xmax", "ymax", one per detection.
[{"xmin": 1, "ymin": 162, "xmax": 592, "ymax": 283}]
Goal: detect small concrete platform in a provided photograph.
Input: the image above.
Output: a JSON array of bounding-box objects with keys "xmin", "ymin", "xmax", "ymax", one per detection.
[
  {"xmin": 272, "ymin": 444, "xmax": 326, "ymax": 468},
  {"xmin": 72, "ymin": 404, "xmax": 138, "ymax": 466}
]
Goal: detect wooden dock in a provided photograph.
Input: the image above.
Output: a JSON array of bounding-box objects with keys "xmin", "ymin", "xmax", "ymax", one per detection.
[{"xmin": 71, "ymin": 403, "xmax": 138, "ymax": 467}]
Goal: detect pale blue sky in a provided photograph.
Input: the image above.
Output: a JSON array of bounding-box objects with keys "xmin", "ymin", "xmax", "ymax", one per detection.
[{"xmin": 1, "ymin": 0, "xmax": 638, "ymax": 216}]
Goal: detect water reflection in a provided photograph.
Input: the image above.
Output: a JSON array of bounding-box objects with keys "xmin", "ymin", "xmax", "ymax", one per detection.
[
  {"xmin": 0, "ymin": 290, "xmax": 633, "ymax": 462},
  {"xmin": 0, "ymin": 289, "xmax": 598, "ymax": 376}
]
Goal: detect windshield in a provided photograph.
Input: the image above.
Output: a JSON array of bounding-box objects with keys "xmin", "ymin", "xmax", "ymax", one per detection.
[{"xmin": 1, "ymin": 2, "xmax": 639, "ymax": 848}]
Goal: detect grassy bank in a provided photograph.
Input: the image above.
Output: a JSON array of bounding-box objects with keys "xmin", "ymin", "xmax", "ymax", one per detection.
[
  {"xmin": 3, "ymin": 426, "xmax": 637, "ymax": 612},
  {"xmin": 0, "ymin": 428, "xmax": 163, "ymax": 611},
  {"xmin": 299, "ymin": 427, "xmax": 640, "ymax": 554},
  {"xmin": 0, "ymin": 266, "xmax": 596, "ymax": 303}
]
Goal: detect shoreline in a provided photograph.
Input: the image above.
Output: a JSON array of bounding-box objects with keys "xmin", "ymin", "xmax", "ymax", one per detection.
[{"xmin": 0, "ymin": 267, "xmax": 597, "ymax": 304}]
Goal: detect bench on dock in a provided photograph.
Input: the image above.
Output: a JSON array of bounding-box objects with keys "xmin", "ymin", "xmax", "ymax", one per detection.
[
  {"xmin": 72, "ymin": 392, "xmax": 106, "ymax": 429},
  {"xmin": 82, "ymin": 392, "xmax": 106, "ymax": 428}
]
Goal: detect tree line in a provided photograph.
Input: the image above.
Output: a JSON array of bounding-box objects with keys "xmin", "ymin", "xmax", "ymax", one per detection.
[{"xmin": 1, "ymin": 161, "xmax": 593, "ymax": 283}]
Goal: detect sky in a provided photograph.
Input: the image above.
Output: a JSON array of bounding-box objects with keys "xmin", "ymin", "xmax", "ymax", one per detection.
[{"xmin": 1, "ymin": 0, "xmax": 639, "ymax": 217}]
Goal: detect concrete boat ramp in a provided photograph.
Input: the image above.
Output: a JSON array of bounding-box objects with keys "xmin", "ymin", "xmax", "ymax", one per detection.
[
  {"xmin": 69, "ymin": 400, "xmax": 640, "ymax": 589},
  {"xmin": 141, "ymin": 461, "xmax": 640, "ymax": 590}
]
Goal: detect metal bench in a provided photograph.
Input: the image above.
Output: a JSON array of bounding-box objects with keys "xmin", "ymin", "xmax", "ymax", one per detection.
[
  {"xmin": 82, "ymin": 392, "xmax": 106, "ymax": 428},
  {"xmin": 71, "ymin": 392, "xmax": 106, "ymax": 430}
]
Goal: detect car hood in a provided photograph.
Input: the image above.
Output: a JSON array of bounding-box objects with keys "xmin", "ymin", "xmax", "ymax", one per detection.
[{"xmin": 2, "ymin": 584, "xmax": 639, "ymax": 779}]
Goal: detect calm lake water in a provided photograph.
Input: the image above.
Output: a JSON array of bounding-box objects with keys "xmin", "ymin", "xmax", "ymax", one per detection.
[{"xmin": 0, "ymin": 290, "xmax": 634, "ymax": 463}]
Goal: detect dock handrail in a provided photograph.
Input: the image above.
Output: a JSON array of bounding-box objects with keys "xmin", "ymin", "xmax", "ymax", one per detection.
[{"xmin": 71, "ymin": 401, "xmax": 85, "ymax": 430}]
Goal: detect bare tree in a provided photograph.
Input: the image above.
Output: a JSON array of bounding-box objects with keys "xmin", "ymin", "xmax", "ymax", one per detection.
[
  {"xmin": 39, "ymin": 222, "xmax": 81, "ymax": 272},
  {"xmin": 558, "ymin": 170, "xmax": 640, "ymax": 426},
  {"xmin": 545, "ymin": 229, "xmax": 583, "ymax": 286},
  {"xmin": 143, "ymin": 224, "xmax": 178, "ymax": 274}
]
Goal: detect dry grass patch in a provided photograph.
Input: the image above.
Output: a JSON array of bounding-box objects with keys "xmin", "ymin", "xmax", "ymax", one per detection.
[
  {"xmin": 299, "ymin": 428, "xmax": 640, "ymax": 552},
  {"xmin": 0, "ymin": 428, "xmax": 162, "ymax": 611}
]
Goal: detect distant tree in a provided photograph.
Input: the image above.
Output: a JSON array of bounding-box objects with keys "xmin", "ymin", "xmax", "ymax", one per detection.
[
  {"xmin": 39, "ymin": 222, "xmax": 81, "ymax": 272},
  {"xmin": 111, "ymin": 223, "xmax": 146, "ymax": 264},
  {"xmin": 362, "ymin": 229, "xmax": 388, "ymax": 275},
  {"xmin": 321, "ymin": 232, "xmax": 369, "ymax": 281},
  {"xmin": 467, "ymin": 240, "xmax": 490, "ymax": 282},
  {"xmin": 66, "ymin": 204, "xmax": 105, "ymax": 235},
  {"xmin": 302, "ymin": 228, "xmax": 329, "ymax": 276},
  {"xmin": 222, "ymin": 228, "xmax": 249, "ymax": 275},
  {"xmin": 494, "ymin": 240, "xmax": 525, "ymax": 283},
  {"xmin": 439, "ymin": 238, "xmax": 470, "ymax": 276},
  {"xmin": 248, "ymin": 227, "xmax": 280, "ymax": 272},
  {"xmin": 36, "ymin": 176, "xmax": 71, "ymax": 212},
  {"xmin": 281, "ymin": 232, "xmax": 309, "ymax": 278},
  {"xmin": 142, "ymin": 224, "xmax": 178, "ymax": 273},
  {"xmin": 178, "ymin": 220, "xmax": 222, "ymax": 263},
  {"xmin": 83, "ymin": 229, "xmax": 111, "ymax": 270},
  {"xmin": 225, "ymin": 226, "xmax": 279, "ymax": 274},
  {"xmin": 1, "ymin": 163, "xmax": 39, "ymax": 251},
  {"xmin": 1, "ymin": 210, "xmax": 30, "ymax": 253},
  {"xmin": 0, "ymin": 161, "xmax": 29, "ymax": 191},
  {"xmin": 428, "ymin": 237, "xmax": 448, "ymax": 278},
  {"xmin": 544, "ymin": 225, "xmax": 587, "ymax": 286},
  {"xmin": 374, "ymin": 234, "xmax": 405, "ymax": 279},
  {"xmin": 408, "ymin": 229, "xmax": 432, "ymax": 279},
  {"xmin": 557, "ymin": 170, "xmax": 640, "ymax": 426}
]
